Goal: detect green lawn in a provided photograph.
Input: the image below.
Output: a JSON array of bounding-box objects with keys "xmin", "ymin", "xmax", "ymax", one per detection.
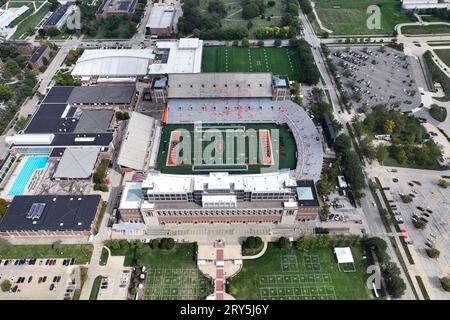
[
  {"xmin": 228, "ymin": 243, "xmax": 372, "ymax": 300},
  {"xmin": 424, "ymin": 51, "xmax": 450, "ymax": 102},
  {"xmin": 383, "ymin": 156, "xmax": 447, "ymax": 171},
  {"xmin": 89, "ymin": 276, "xmax": 104, "ymax": 300},
  {"xmin": 155, "ymin": 123, "xmax": 297, "ymax": 175},
  {"xmin": 315, "ymin": 0, "xmax": 414, "ymax": 35},
  {"xmin": 202, "ymin": 47, "xmax": 303, "ymax": 81},
  {"xmin": 109, "ymin": 243, "xmax": 213, "ymax": 300},
  {"xmin": 93, "ymin": 202, "xmax": 107, "ymax": 235},
  {"xmin": 401, "ymin": 24, "xmax": 450, "ymax": 35},
  {"xmin": 0, "ymin": 244, "xmax": 93, "ymax": 264},
  {"xmin": 12, "ymin": 2, "xmax": 50, "ymax": 40},
  {"xmin": 434, "ymin": 49, "xmax": 450, "ymax": 68},
  {"xmin": 99, "ymin": 247, "xmax": 109, "ymax": 266}
]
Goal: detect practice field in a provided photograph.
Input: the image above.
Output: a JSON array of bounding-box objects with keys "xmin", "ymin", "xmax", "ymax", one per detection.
[
  {"xmin": 156, "ymin": 123, "xmax": 297, "ymax": 175},
  {"xmin": 435, "ymin": 49, "xmax": 450, "ymax": 68},
  {"xmin": 227, "ymin": 244, "xmax": 372, "ymax": 300},
  {"xmin": 144, "ymin": 268, "xmax": 211, "ymax": 300},
  {"xmin": 314, "ymin": 0, "xmax": 414, "ymax": 35},
  {"xmin": 202, "ymin": 47, "xmax": 303, "ymax": 81}
]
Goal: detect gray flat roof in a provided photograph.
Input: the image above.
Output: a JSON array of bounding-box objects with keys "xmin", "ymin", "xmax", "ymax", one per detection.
[
  {"xmin": 74, "ymin": 110, "xmax": 114, "ymax": 133},
  {"xmin": 168, "ymin": 73, "xmax": 273, "ymax": 99},
  {"xmin": 68, "ymin": 86, "xmax": 135, "ymax": 104},
  {"xmin": 0, "ymin": 195, "xmax": 101, "ymax": 232},
  {"xmin": 53, "ymin": 147, "xmax": 100, "ymax": 179}
]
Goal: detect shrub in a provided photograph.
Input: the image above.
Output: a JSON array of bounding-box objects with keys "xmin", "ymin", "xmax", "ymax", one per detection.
[
  {"xmin": 429, "ymin": 104, "xmax": 447, "ymax": 122},
  {"xmin": 440, "ymin": 277, "xmax": 450, "ymax": 292},
  {"xmin": 412, "ymin": 219, "xmax": 426, "ymax": 230},
  {"xmin": 274, "ymin": 39, "xmax": 282, "ymax": 47},
  {"xmin": 150, "ymin": 239, "xmax": 159, "ymax": 249},
  {"xmin": 278, "ymin": 237, "xmax": 290, "ymax": 249},
  {"xmin": 1, "ymin": 280, "xmax": 11, "ymax": 292},
  {"xmin": 400, "ymin": 195, "xmax": 413, "ymax": 203},
  {"xmin": 425, "ymin": 248, "xmax": 440, "ymax": 259}
]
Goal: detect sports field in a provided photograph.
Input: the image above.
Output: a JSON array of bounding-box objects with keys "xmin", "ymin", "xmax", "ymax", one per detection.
[
  {"xmin": 202, "ymin": 47, "xmax": 302, "ymax": 81},
  {"xmin": 314, "ymin": 0, "xmax": 414, "ymax": 35},
  {"xmin": 435, "ymin": 49, "xmax": 450, "ymax": 68},
  {"xmin": 227, "ymin": 244, "xmax": 372, "ymax": 300},
  {"xmin": 156, "ymin": 123, "xmax": 297, "ymax": 175},
  {"xmin": 144, "ymin": 268, "xmax": 211, "ymax": 300}
]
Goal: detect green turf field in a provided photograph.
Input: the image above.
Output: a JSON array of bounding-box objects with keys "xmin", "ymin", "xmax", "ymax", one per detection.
[
  {"xmin": 109, "ymin": 243, "xmax": 213, "ymax": 300},
  {"xmin": 202, "ymin": 47, "xmax": 302, "ymax": 81},
  {"xmin": 435, "ymin": 49, "xmax": 450, "ymax": 68},
  {"xmin": 314, "ymin": 0, "xmax": 414, "ymax": 35},
  {"xmin": 227, "ymin": 243, "xmax": 373, "ymax": 300},
  {"xmin": 156, "ymin": 123, "xmax": 297, "ymax": 175}
]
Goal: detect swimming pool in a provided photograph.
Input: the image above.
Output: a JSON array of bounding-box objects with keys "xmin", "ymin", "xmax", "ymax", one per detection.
[{"xmin": 8, "ymin": 156, "xmax": 49, "ymax": 196}]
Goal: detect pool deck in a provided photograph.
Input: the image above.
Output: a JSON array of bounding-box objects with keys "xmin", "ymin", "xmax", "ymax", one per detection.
[{"xmin": 0, "ymin": 157, "xmax": 49, "ymax": 200}]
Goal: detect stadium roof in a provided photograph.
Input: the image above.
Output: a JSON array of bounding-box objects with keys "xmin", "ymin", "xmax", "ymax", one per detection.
[
  {"xmin": 53, "ymin": 147, "xmax": 100, "ymax": 179},
  {"xmin": 146, "ymin": 4, "xmax": 176, "ymax": 29},
  {"xmin": 0, "ymin": 195, "xmax": 101, "ymax": 232},
  {"xmin": 72, "ymin": 49, "xmax": 154, "ymax": 77},
  {"xmin": 117, "ymin": 112, "xmax": 155, "ymax": 170},
  {"xmin": 148, "ymin": 39, "xmax": 202, "ymax": 74},
  {"xmin": 167, "ymin": 73, "xmax": 273, "ymax": 98},
  {"xmin": 74, "ymin": 110, "xmax": 114, "ymax": 133}
]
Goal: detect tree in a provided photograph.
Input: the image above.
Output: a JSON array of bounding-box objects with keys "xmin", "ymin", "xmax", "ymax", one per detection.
[
  {"xmin": 376, "ymin": 146, "xmax": 389, "ymax": 164},
  {"xmin": 438, "ymin": 179, "xmax": 449, "ymax": 188},
  {"xmin": 1, "ymin": 280, "xmax": 11, "ymax": 292},
  {"xmin": 321, "ymin": 204, "xmax": 330, "ymax": 221},
  {"xmin": 360, "ymin": 139, "xmax": 376, "ymax": 160},
  {"xmin": 384, "ymin": 119, "xmax": 396, "ymax": 135},
  {"xmin": 334, "ymin": 134, "xmax": 352, "ymax": 153},
  {"xmin": 242, "ymin": 3, "xmax": 260, "ymax": 20},
  {"xmin": 241, "ymin": 37, "xmax": 249, "ymax": 47},
  {"xmin": 166, "ymin": 238, "xmax": 175, "ymax": 250},
  {"xmin": 278, "ymin": 237, "xmax": 290, "ymax": 249},
  {"xmin": 425, "ymin": 248, "xmax": 440, "ymax": 259},
  {"xmin": 274, "ymin": 39, "xmax": 282, "ymax": 47},
  {"xmin": 150, "ymin": 239, "xmax": 159, "ymax": 249},
  {"xmin": 135, "ymin": 241, "xmax": 144, "ymax": 249},
  {"xmin": 440, "ymin": 277, "xmax": 450, "ymax": 292},
  {"xmin": 396, "ymin": 148, "xmax": 408, "ymax": 164},
  {"xmin": 382, "ymin": 262, "xmax": 406, "ymax": 299},
  {"xmin": 412, "ymin": 219, "xmax": 426, "ymax": 230},
  {"xmin": 316, "ymin": 176, "xmax": 329, "ymax": 196},
  {"xmin": 0, "ymin": 84, "xmax": 13, "ymax": 102},
  {"xmin": 159, "ymin": 238, "xmax": 168, "ymax": 249}
]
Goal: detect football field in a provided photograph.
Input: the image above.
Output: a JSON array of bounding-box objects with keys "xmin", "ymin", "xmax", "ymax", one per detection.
[
  {"xmin": 156, "ymin": 123, "xmax": 297, "ymax": 175},
  {"xmin": 202, "ymin": 47, "xmax": 302, "ymax": 81}
]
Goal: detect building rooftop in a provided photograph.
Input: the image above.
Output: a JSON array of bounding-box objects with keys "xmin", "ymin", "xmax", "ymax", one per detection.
[
  {"xmin": 30, "ymin": 45, "xmax": 49, "ymax": 63},
  {"xmin": 168, "ymin": 73, "xmax": 273, "ymax": 99},
  {"xmin": 0, "ymin": 195, "xmax": 101, "ymax": 232},
  {"xmin": 117, "ymin": 112, "xmax": 155, "ymax": 171},
  {"xmin": 53, "ymin": 147, "xmax": 100, "ymax": 179},
  {"xmin": 96, "ymin": 0, "xmax": 137, "ymax": 14},
  {"xmin": 72, "ymin": 49, "xmax": 154, "ymax": 77},
  {"xmin": 24, "ymin": 103, "xmax": 78, "ymax": 134},
  {"xmin": 74, "ymin": 110, "xmax": 114, "ymax": 133},
  {"xmin": 42, "ymin": 2, "xmax": 75, "ymax": 27},
  {"xmin": 148, "ymin": 39, "xmax": 203, "ymax": 74},
  {"xmin": 0, "ymin": 6, "xmax": 29, "ymax": 29},
  {"xmin": 146, "ymin": 4, "xmax": 176, "ymax": 29}
]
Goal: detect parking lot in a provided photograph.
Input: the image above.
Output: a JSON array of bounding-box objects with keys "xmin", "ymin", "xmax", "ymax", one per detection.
[
  {"xmin": 330, "ymin": 46, "xmax": 422, "ymax": 112},
  {"xmin": 378, "ymin": 170, "xmax": 450, "ymax": 299},
  {"xmin": 0, "ymin": 258, "xmax": 80, "ymax": 300}
]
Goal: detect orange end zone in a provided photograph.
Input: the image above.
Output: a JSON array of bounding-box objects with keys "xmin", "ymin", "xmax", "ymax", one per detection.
[
  {"xmin": 167, "ymin": 131, "xmax": 181, "ymax": 166},
  {"xmin": 259, "ymin": 129, "xmax": 274, "ymax": 165}
]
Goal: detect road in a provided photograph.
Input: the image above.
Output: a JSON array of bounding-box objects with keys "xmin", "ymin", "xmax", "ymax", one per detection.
[{"xmin": 299, "ymin": 8, "xmax": 418, "ymax": 300}]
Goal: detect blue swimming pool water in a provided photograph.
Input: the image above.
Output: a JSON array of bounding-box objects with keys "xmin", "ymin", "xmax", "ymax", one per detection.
[{"xmin": 8, "ymin": 156, "xmax": 49, "ymax": 196}]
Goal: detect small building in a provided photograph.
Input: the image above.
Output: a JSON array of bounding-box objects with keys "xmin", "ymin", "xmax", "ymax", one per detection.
[
  {"xmin": 150, "ymin": 76, "xmax": 168, "ymax": 102},
  {"xmin": 52, "ymin": 147, "xmax": 101, "ymax": 180},
  {"xmin": 321, "ymin": 112, "xmax": 336, "ymax": 149},
  {"xmin": 272, "ymin": 75, "xmax": 290, "ymax": 101},
  {"xmin": 41, "ymin": 2, "xmax": 76, "ymax": 31},
  {"xmin": 337, "ymin": 175, "xmax": 348, "ymax": 189},
  {"xmin": 333, "ymin": 247, "xmax": 356, "ymax": 272},
  {"xmin": 5, "ymin": 41, "xmax": 34, "ymax": 54},
  {"xmin": 0, "ymin": 195, "xmax": 102, "ymax": 237},
  {"xmin": 146, "ymin": 4, "xmax": 178, "ymax": 37},
  {"xmin": 95, "ymin": 0, "xmax": 137, "ymax": 20},
  {"xmin": 29, "ymin": 45, "xmax": 51, "ymax": 70}
]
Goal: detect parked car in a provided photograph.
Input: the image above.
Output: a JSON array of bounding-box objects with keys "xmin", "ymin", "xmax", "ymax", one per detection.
[
  {"xmin": 426, "ymin": 209, "xmax": 433, "ymax": 214},
  {"xmin": 28, "ymin": 276, "xmax": 33, "ymax": 283},
  {"xmin": 49, "ymin": 284, "xmax": 55, "ymax": 291}
]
